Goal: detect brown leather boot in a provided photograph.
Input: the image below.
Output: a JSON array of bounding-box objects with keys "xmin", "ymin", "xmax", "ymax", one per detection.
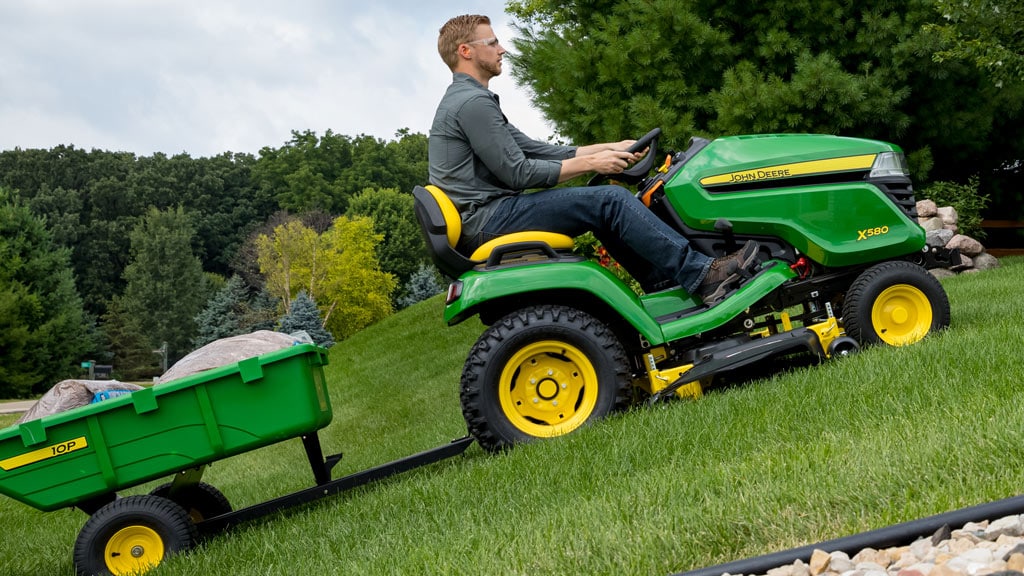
[{"xmin": 697, "ymin": 240, "xmax": 760, "ymax": 306}]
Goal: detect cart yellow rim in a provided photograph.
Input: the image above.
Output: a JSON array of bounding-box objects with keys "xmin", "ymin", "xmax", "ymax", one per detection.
[
  {"xmin": 871, "ymin": 284, "xmax": 933, "ymax": 346},
  {"xmin": 105, "ymin": 525, "xmax": 164, "ymax": 576},
  {"xmin": 498, "ymin": 341, "xmax": 599, "ymax": 438}
]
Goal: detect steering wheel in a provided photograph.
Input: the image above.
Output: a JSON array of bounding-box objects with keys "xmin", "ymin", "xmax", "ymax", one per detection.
[{"xmin": 587, "ymin": 128, "xmax": 662, "ymax": 186}]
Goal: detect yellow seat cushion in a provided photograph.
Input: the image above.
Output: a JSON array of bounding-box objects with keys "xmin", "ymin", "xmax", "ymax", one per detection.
[{"xmin": 470, "ymin": 231, "xmax": 575, "ymax": 261}]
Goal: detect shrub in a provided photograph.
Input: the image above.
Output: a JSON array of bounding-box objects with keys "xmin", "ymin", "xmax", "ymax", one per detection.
[{"xmin": 920, "ymin": 176, "xmax": 990, "ymax": 239}]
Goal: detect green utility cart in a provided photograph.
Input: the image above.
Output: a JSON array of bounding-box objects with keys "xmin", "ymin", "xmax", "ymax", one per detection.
[{"xmin": 0, "ymin": 344, "xmax": 472, "ymax": 575}]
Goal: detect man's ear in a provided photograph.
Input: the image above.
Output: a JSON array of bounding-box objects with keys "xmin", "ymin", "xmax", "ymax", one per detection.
[{"xmin": 457, "ymin": 43, "xmax": 473, "ymax": 61}]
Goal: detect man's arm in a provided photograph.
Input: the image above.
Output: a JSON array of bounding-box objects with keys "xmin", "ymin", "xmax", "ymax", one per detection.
[
  {"xmin": 574, "ymin": 140, "xmax": 636, "ymax": 158},
  {"xmin": 557, "ymin": 140, "xmax": 640, "ymax": 183}
]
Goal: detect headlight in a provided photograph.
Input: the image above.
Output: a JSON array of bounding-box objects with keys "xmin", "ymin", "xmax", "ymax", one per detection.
[{"xmin": 870, "ymin": 152, "xmax": 910, "ymax": 178}]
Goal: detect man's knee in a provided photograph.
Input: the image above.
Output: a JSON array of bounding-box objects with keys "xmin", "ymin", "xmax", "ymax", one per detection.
[{"xmin": 591, "ymin": 184, "xmax": 635, "ymax": 205}]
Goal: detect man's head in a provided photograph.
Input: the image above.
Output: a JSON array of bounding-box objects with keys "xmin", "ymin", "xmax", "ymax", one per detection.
[{"xmin": 437, "ymin": 14, "xmax": 505, "ymax": 82}]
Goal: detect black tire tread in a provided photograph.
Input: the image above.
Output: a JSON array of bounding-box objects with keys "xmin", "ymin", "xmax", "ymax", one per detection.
[
  {"xmin": 460, "ymin": 305, "xmax": 631, "ymax": 452},
  {"xmin": 842, "ymin": 260, "xmax": 951, "ymax": 345},
  {"xmin": 149, "ymin": 481, "xmax": 232, "ymax": 523},
  {"xmin": 73, "ymin": 494, "xmax": 197, "ymax": 576}
]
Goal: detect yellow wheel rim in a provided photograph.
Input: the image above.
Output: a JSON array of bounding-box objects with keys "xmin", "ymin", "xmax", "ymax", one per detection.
[
  {"xmin": 104, "ymin": 525, "xmax": 164, "ymax": 576},
  {"xmin": 498, "ymin": 340, "xmax": 599, "ymax": 438},
  {"xmin": 871, "ymin": 284, "xmax": 933, "ymax": 346}
]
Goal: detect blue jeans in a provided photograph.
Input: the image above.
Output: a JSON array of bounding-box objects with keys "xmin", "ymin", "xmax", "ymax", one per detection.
[{"xmin": 469, "ymin": 185, "xmax": 713, "ymax": 293}]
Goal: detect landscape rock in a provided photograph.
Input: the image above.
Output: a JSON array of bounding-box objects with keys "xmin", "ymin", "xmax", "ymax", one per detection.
[
  {"xmin": 915, "ymin": 199, "xmax": 1001, "ymax": 276},
  {"xmin": 937, "ymin": 206, "xmax": 959, "ymax": 226},
  {"xmin": 927, "ymin": 229, "xmax": 955, "ymax": 248},
  {"xmin": 972, "ymin": 253, "xmax": 1001, "ymax": 271},
  {"xmin": 947, "ymin": 235, "xmax": 985, "ymax": 257},
  {"xmin": 920, "ymin": 217, "xmax": 946, "ymax": 232},
  {"xmin": 917, "ymin": 199, "xmax": 939, "ymax": 218},
  {"xmin": 750, "ymin": 515, "xmax": 1024, "ymax": 576}
]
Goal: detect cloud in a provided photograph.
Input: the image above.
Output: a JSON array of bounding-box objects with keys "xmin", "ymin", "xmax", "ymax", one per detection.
[{"xmin": 0, "ymin": 1, "xmax": 555, "ymax": 156}]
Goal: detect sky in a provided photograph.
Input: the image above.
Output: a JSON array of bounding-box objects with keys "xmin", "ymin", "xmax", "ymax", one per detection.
[{"xmin": 0, "ymin": 1, "xmax": 554, "ymax": 157}]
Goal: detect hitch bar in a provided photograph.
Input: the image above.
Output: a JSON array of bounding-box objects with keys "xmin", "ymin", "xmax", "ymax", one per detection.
[{"xmin": 197, "ymin": 434, "xmax": 474, "ymax": 535}]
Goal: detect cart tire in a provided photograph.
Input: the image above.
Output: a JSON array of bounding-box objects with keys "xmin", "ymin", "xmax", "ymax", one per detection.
[
  {"xmin": 461, "ymin": 305, "xmax": 631, "ymax": 452},
  {"xmin": 842, "ymin": 260, "xmax": 950, "ymax": 347},
  {"xmin": 149, "ymin": 481, "xmax": 232, "ymax": 523},
  {"xmin": 73, "ymin": 495, "xmax": 197, "ymax": 576}
]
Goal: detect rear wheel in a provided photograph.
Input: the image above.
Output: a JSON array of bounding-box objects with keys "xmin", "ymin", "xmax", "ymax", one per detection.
[
  {"xmin": 842, "ymin": 261, "xmax": 950, "ymax": 346},
  {"xmin": 460, "ymin": 305, "xmax": 631, "ymax": 452},
  {"xmin": 149, "ymin": 481, "xmax": 232, "ymax": 523},
  {"xmin": 74, "ymin": 495, "xmax": 196, "ymax": 576}
]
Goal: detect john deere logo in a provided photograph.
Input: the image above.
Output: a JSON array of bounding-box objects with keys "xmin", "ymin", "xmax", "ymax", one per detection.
[{"xmin": 701, "ymin": 154, "xmax": 877, "ymax": 187}]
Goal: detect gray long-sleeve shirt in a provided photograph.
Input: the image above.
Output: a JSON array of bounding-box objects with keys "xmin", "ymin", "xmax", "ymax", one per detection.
[{"xmin": 428, "ymin": 73, "xmax": 577, "ymax": 242}]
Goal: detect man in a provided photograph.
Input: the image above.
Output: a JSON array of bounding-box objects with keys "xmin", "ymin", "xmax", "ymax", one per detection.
[{"xmin": 428, "ymin": 14, "xmax": 758, "ymax": 305}]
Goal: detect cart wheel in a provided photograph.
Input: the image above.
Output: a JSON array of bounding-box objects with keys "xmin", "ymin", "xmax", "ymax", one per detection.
[
  {"xmin": 73, "ymin": 495, "xmax": 197, "ymax": 576},
  {"xmin": 460, "ymin": 305, "xmax": 631, "ymax": 452},
  {"xmin": 842, "ymin": 260, "xmax": 950, "ymax": 346},
  {"xmin": 149, "ymin": 481, "xmax": 232, "ymax": 523}
]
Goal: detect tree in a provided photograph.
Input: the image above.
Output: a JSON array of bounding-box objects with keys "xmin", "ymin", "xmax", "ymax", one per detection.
[
  {"xmin": 318, "ymin": 216, "xmax": 396, "ymax": 339},
  {"xmin": 927, "ymin": 0, "xmax": 1024, "ymax": 87},
  {"xmin": 255, "ymin": 218, "xmax": 319, "ymax": 314},
  {"xmin": 192, "ymin": 275, "xmax": 249, "ymax": 348},
  {"xmin": 100, "ymin": 295, "xmax": 160, "ymax": 380},
  {"xmin": 0, "ymin": 192, "xmax": 92, "ymax": 397},
  {"xmin": 346, "ymin": 187, "xmax": 427, "ymax": 291},
  {"xmin": 278, "ymin": 290, "xmax": 334, "ymax": 347},
  {"xmin": 255, "ymin": 216, "xmax": 396, "ymax": 341},
  {"xmin": 397, "ymin": 263, "xmax": 446, "ymax": 309},
  {"xmin": 121, "ymin": 207, "xmax": 210, "ymax": 363},
  {"xmin": 507, "ymin": 0, "xmax": 1024, "ymax": 214}
]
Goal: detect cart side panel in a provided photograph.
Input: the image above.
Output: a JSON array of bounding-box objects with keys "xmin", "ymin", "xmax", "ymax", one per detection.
[{"xmin": 0, "ymin": 344, "xmax": 332, "ymax": 512}]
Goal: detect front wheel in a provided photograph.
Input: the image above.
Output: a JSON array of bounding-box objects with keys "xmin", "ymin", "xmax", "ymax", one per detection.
[
  {"xmin": 842, "ymin": 261, "xmax": 950, "ymax": 346},
  {"xmin": 73, "ymin": 495, "xmax": 197, "ymax": 576},
  {"xmin": 460, "ymin": 305, "xmax": 631, "ymax": 452}
]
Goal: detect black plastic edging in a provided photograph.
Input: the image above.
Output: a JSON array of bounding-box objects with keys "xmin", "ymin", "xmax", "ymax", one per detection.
[{"xmin": 672, "ymin": 493, "xmax": 1024, "ymax": 576}]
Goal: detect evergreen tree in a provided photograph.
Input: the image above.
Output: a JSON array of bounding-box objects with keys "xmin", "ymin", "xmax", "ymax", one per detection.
[
  {"xmin": 397, "ymin": 263, "xmax": 445, "ymax": 309},
  {"xmin": 192, "ymin": 275, "xmax": 249, "ymax": 348},
  {"xmin": 0, "ymin": 191, "xmax": 92, "ymax": 397},
  {"xmin": 239, "ymin": 288, "xmax": 281, "ymax": 333},
  {"xmin": 121, "ymin": 207, "xmax": 210, "ymax": 363},
  {"xmin": 508, "ymin": 0, "xmax": 1024, "ymax": 195},
  {"xmin": 100, "ymin": 295, "xmax": 160, "ymax": 380},
  {"xmin": 278, "ymin": 291, "xmax": 335, "ymax": 347}
]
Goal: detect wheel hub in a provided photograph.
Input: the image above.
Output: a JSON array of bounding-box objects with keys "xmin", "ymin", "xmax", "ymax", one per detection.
[
  {"xmin": 536, "ymin": 377, "xmax": 560, "ymax": 400},
  {"xmin": 105, "ymin": 525, "xmax": 164, "ymax": 576},
  {"xmin": 498, "ymin": 340, "xmax": 599, "ymax": 438},
  {"xmin": 872, "ymin": 284, "xmax": 933, "ymax": 345}
]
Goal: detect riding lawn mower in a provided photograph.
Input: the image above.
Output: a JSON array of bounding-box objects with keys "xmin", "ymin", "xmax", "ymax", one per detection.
[{"xmin": 413, "ymin": 129, "xmax": 954, "ymax": 452}]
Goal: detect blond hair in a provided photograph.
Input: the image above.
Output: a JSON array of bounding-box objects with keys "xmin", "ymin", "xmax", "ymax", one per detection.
[{"xmin": 437, "ymin": 14, "xmax": 490, "ymax": 70}]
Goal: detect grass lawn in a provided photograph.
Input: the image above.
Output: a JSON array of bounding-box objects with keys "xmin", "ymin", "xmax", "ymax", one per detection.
[{"xmin": 1, "ymin": 257, "xmax": 1021, "ymax": 575}]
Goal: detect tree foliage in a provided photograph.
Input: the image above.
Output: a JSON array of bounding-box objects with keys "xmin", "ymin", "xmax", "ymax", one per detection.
[
  {"xmin": 346, "ymin": 187, "xmax": 427, "ymax": 290},
  {"xmin": 256, "ymin": 216, "xmax": 396, "ymax": 341},
  {"xmin": 121, "ymin": 207, "xmax": 211, "ymax": 363},
  {"xmin": 507, "ymin": 0, "xmax": 1024, "ymax": 206},
  {"xmin": 100, "ymin": 295, "xmax": 159, "ymax": 380},
  {"xmin": 192, "ymin": 275, "xmax": 249, "ymax": 348},
  {"xmin": 252, "ymin": 129, "xmax": 428, "ymax": 215},
  {"xmin": 0, "ymin": 192, "xmax": 92, "ymax": 397},
  {"xmin": 927, "ymin": 0, "xmax": 1024, "ymax": 87},
  {"xmin": 278, "ymin": 290, "xmax": 335, "ymax": 348},
  {"xmin": 396, "ymin": 263, "xmax": 446, "ymax": 309}
]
